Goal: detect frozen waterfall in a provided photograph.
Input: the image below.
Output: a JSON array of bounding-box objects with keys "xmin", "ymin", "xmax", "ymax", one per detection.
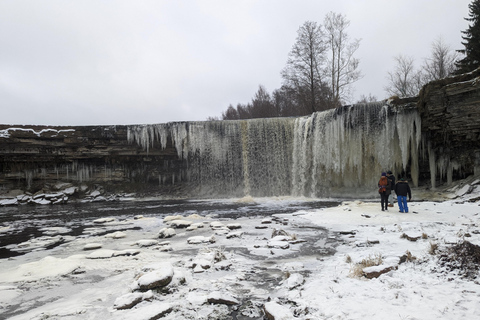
[{"xmin": 127, "ymin": 102, "xmax": 421, "ymax": 198}]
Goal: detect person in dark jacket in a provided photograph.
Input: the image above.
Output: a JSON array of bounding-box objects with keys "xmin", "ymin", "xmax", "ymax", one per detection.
[
  {"xmin": 394, "ymin": 177, "xmax": 411, "ymax": 213},
  {"xmin": 378, "ymin": 172, "xmax": 390, "ymax": 211},
  {"xmin": 386, "ymin": 171, "xmax": 396, "ymax": 207}
]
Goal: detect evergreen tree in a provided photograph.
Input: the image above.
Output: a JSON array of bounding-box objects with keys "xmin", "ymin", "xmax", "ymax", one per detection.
[{"xmin": 456, "ymin": 0, "xmax": 480, "ymax": 74}]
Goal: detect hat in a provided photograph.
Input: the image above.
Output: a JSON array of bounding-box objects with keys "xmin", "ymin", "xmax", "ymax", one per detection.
[
  {"xmin": 400, "ymin": 177, "xmax": 405, "ymax": 181},
  {"xmin": 381, "ymin": 172, "xmax": 386, "ymax": 176},
  {"xmin": 387, "ymin": 171, "xmax": 392, "ymax": 174}
]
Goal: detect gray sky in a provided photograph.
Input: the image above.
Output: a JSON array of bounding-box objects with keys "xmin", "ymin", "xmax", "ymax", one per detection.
[{"xmin": 0, "ymin": 0, "xmax": 472, "ymax": 125}]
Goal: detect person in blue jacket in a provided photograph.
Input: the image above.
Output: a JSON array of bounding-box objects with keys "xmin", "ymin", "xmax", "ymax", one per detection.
[{"xmin": 394, "ymin": 177, "xmax": 412, "ymax": 213}]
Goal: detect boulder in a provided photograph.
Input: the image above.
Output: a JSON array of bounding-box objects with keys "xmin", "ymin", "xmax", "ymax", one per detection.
[{"xmin": 137, "ymin": 264, "xmax": 174, "ymax": 291}]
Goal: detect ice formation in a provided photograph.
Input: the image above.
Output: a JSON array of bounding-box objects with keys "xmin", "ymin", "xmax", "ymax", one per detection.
[{"xmin": 127, "ymin": 102, "xmax": 422, "ymax": 198}]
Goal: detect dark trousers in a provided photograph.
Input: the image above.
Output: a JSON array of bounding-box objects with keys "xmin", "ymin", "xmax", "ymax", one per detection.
[{"xmin": 380, "ymin": 192, "xmax": 389, "ymax": 210}]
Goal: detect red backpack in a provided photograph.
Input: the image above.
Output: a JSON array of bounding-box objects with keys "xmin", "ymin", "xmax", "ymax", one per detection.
[{"xmin": 378, "ymin": 176, "xmax": 388, "ymax": 193}]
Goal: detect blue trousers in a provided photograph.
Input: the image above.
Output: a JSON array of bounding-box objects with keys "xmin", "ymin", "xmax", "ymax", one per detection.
[{"xmin": 398, "ymin": 196, "xmax": 408, "ymax": 213}]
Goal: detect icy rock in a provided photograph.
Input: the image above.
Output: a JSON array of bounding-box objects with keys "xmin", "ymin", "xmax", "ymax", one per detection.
[
  {"xmin": 105, "ymin": 231, "xmax": 127, "ymax": 239},
  {"xmin": 186, "ymin": 222, "xmax": 204, "ymax": 231},
  {"xmin": 363, "ymin": 264, "xmax": 398, "ymax": 279},
  {"xmin": 187, "ymin": 213, "xmax": 203, "ymax": 219},
  {"xmin": 90, "ymin": 190, "xmax": 102, "ymax": 198},
  {"xmin": 226, "ymin": 223, "xmax": 242, "ymax": 230},
  {"xmin": 283, "ymin": 273, "xmax": 304, "ymax": 289},
  {"xmin": 93, "ymin": 217, "xmax": 115, "ymax": 224},
  {"xmin": 168, "ymin": 219, "xmax": 192, "ymax": 228},
  {"xmin": 264, "ymin": 301, "xmax": 294, "ymax": 320},
  {"xmin": 137, "ymin": 264, "xmax": 174, "ymax": 290},
  {"xmin": 226, "ymin": 231, "xmax": 244, "ymax": 239},
  {"xmin": 113, "ymin": 290, "xmax": 154, "ymax": 310},
  {"xmin": 207, "ymin": 291, "xmax": 239, "ymax": 305},
  {"xmin": 113, "ymin": 249, "xmax": 141, "ymax": 257},
  {"xmin": 158, "ymin": 245, "xmax": 173, "ymax": 252},
  {"xmin": 267, "ymin": 241, "xmax": 290, "ymax": 249},
  {"xmin": 87, "ymin": 249, "xmax": 116, "ymax": 259},
  {"xmin": 163, "ymin": 215, "xmax": 183, "ymax": 223},
  {"xmin": 455, "ymin": 184, "xmax": 473, "ymax": 197},
  {"xmin": 40, "ymin": 227, "xmax": 71, "ymax": 235},
  {"xmin": 158, "ymin": 227, "xmax": 176, "ymax": 238},
  {"xmin": 9, "ymin": 236, "xmax": 64, "ymax": 253},
  {"xmin": 0, "ymin": 198, "xmax": 18, "ymax": 206},
  {"xmin": 32, "ymin": 198, "xmax": 51, "ymax": 205},
  {"xmin": 192, "ymin": 258, "xmax": 213, "ymax": 270},
  {"xmin": 136, "ymin": 239, "xmax": 158, "ymax": 247},
  {"xmin": 63, "ymin": 186, "xmax": 77, "ymax": 195},
  {"xmin": 214, "ymin": 260, "xmax": 232, "ymax": 270},
  {"xmin": 116, "ymin": 302, "xmax": 173, "ymax": 320},
  {"xmin": 210, "ymin": 221, "xmax": 225, "ymax": 229},
  {"xmin": 187, "ymin": 235, "xmax": 216, "ymax": 244},
  {"xmin": 261, "ymin": 218, "xmax": 272, "ymax": 224},
  {"xmin": 83, "ymin": 243, "xmax": 103, "ymax": 250},
  {"xmin": 401, "ymin": 232, "xmax": 423, "ymax": 241}
]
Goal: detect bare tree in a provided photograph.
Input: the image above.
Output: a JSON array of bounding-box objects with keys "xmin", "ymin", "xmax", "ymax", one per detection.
[
  {"xmin": 421, "ymin": 37, "xmax": 458, "ymax": 82},
  {"xmin": 324, "ymin": 12, "xmax": 362, "ymax": 107},
  {"xmin": 281, "ymin": 21, "xmax": 329, "ymax": 113},
  {"xmin": 385, "ymin": 55, "xmax": 423, "ymax": 98},
  {"xmin": 356, "ymin": 94, "xmax": 378, "ymax": 104}
]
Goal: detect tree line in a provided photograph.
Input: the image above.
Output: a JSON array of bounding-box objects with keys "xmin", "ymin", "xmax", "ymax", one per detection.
[{"xmin": 214, "ymin": 0, "xmax": 480, "ymax": 121}]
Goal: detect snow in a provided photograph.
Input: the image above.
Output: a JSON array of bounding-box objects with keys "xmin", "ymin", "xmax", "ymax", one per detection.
[{"xmin": 1, "ymin": 187, "xmax": 480, "ymax": 319}]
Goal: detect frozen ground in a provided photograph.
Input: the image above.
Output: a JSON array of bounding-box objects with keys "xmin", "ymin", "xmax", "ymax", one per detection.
[{"xmin": 0, "ymin": 179, "xmax": 479, "ymax": 320}]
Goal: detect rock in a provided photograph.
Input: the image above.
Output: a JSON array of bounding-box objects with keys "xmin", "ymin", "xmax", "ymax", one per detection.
[
  {"xmin": 158, "ymin": 228, "xmax": 176, "ymax": 238},
  {"xmin": 136, "ymin": 239, "xmax": 158, "ymax": 247},
  {"xmin": 261, "ymin": 219, "xmax": 272, "ymax": 224},
  {"xmin": 93, "ymin": 218, "xmax": 115, "ymax": 224},
  {"xmin": 87, "ymin": 249, "xmax": 116, "ymax": 259},
  {"xmin": 116, "ymin": 302, "xmax": 173, "ymax": 320},
  {"xmin": 105, "ymin": 231, "xmax": 127, "ymax": 239},
  {"xmin": 283, "ymin": 273, "xmax": 304, "ymax": 289},
  {"xmin": 214, "ymin": 260, "xmax": 232, "ymax": 270},
  {"xmin": 113, "ymin": 290, "xmax": 153, "ymax": 310},
  {"xmin": 226, "ymin": 231, "xmax": 244, "ymax": 239},
  {"xmin": 226, "ymin": 223, "xmax": 242, "ymax": 230},
  {"xmin": 210, "ymin": 221, "xmax": 225, "ymax": 229},
  {"xmin": 137, "ymin": 264, "xmax": 174, "ymax": 291},
  {"xmin": 363, "ymin": 264, "xmax": 398, "ymax": 279},
  {"xmin": 168, "ymin": 219, "xmax": 192, "ymax": 228},
  {"xmin": 0, "ymin": 198, "xmax": 18, "ymax": 206},
  {"xmin": 207, "ymin": 291, "xmax": 239, "ymax": 305},
  {"xmin": 264, "ymin": 301, "xmax": 293, "ymax": 320},
  {"xmin": 163, "ymin": 215, "xmax": 183, "ymax": 223},
  {"xmin": 187, "ymin": 235, "xmax": 216, "ymax": 244},
  {"xmin": 113, "ymin": 249, "xmax": 140, "ymax": 257},
  {"xmin": 83, "ymin": 243, "xmax": 103, "ymax": 250}
]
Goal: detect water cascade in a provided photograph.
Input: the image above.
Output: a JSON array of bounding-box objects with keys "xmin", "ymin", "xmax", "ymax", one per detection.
[{"xmin": 127, "ymin": 102, "xmax": 421, "ymax": 198}]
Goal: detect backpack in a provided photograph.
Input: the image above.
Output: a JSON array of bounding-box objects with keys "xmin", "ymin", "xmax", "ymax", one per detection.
[{"xmin": 378, "ymin": 176, "xmax": 388, "ymax": 193}]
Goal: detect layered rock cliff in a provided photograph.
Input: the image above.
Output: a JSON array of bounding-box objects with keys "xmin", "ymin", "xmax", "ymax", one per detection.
[
  {"xmin": 417, "ymin": 68, "xmax": 480, "ymax": 187},
  {"xmin": 1, "ymin": 69, "xmax": 479, "ymax": 202}
]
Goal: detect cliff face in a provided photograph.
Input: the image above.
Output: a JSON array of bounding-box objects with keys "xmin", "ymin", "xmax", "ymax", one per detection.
[
  {"xmin": 0, "ymin": 125, "xmax": 185, "ymax": 197},
  {"xmin": 417, "ymin": 68, "xmax": 480, "ymax": 186},
  {"xmin": 1, "ymin": 69, "xmax": 479, "ymax": 200}
]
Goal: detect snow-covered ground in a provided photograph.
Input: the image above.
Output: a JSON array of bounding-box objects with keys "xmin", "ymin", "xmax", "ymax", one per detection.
[{"xmin": 0, "ymin": 180, "xmax": 479, "ymax": 320}]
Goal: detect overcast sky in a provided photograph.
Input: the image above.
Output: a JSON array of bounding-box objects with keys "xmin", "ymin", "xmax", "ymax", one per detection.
[{"xmin": 0, "ymin": 0, "xmax": 472, "ymax": 126}]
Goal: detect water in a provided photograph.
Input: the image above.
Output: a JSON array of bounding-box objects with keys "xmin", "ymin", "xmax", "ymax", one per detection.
[{"xmin": 0, "ymin": 199, "xmax": 340, "ymax": 259}]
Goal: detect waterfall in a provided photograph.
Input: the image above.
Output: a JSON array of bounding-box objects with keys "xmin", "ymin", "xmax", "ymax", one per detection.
[{"xmin": 127, "ymin": 102, "xmax": 421, "ymax": 198}]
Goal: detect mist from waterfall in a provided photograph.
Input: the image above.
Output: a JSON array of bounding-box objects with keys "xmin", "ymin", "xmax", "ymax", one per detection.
[{"xmin": 127, "ymin": 102, "xmax": 421, "ymax": 198}]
